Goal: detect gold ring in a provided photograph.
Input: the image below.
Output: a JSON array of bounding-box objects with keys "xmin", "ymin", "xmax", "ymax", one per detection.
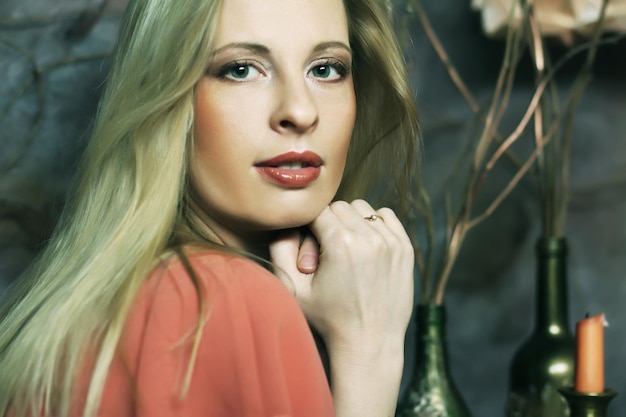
[{"xmin": 364, "ymin": 214, "xmax": 383, "ymax": 222}]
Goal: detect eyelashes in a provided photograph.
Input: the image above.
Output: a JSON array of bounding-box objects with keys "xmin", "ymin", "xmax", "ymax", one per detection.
[
  {"xmin": 311, "ymin": 59, "xmax": 350, "ymax": 80},
  {"xmin": 216, "ymin": 61, "xmax": 262, "ymax": 80},
  {"xmin": 211, "ymin": 58, "xmax": 351, "ymax": 82}
]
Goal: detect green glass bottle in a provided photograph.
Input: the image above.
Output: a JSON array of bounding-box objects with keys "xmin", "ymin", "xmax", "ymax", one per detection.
[
  {"xmin": 506, "ymin": 237, "xmax": 576, "ymax": 417},
  {"xmin": 398, "ymin": 304, "xmax": 471, "ymax": 417}
]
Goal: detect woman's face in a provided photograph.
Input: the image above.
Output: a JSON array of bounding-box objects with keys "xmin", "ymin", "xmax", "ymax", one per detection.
[{"xmin": 191, "ymin": 0, "xmax": 355, "ymax": 247}]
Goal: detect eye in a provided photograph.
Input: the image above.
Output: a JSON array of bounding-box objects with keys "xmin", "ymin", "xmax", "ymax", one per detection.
[
  {"xmin": 311, "ymin": 65, "xmax": 333, "ymax": 78},
  {"xmin": 309, "ymin": 60, "xmax": 348, "ymax": 81},
  {"xmin": 218, "ymin": 62, "xmax": 262, "ymax": 81}
]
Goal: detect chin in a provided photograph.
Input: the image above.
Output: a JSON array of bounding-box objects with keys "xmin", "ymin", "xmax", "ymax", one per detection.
[
  {"xmin": 264, "ymin": 205, "xmax": 326, "ymax": 230},
  {"xmin": 269, "ymin": 214, "xmax": 318, "ymax": 230}
]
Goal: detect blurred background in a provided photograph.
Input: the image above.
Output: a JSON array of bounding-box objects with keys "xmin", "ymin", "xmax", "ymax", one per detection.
[{"xmin": 1, "ymin": 0, "xmax": 624, "ymax": 416}]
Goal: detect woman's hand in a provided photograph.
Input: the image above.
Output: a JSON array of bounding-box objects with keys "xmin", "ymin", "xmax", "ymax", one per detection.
[
  {"xmin": 271, "ymin": 199, "xmax": 414, "ymax": 353},
  {"xmin": 270, "ymin": 199, "xmax": 414, "ymax": 417}
]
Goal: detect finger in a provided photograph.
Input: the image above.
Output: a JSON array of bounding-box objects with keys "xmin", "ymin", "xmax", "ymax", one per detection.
[
  {"xmin": 349, "ymin": 201, "xmax": 415, "ymax": 261},
  {"xmin": 375, "ymin": 207, "xmax": 413, "ymax": 246},
  {"xmin": 349, "ymin": 200, "xmax": 396, "ymax": 245},
  {"xmin": 327, "ymin": 199, "xmax": 376, "ymax": 231},
  {"xmin": 297, "ymin": 232, "xmax": 319, "ymax": 274},
  {"xmin": 307, "ymin": 204, "xmax": 345, "ymax": 244},
  {"xmin": 269, "ymin": 229, "xmax": 305, "ymax": 294},
  {"xmin": 309, "ymin": 200, "xmax": 385, "ymax": 247},
  {"xmin": 351, "ymin": 200, "xmax": 409, "ymax": 240},
  {"xmin": 351, "ymin": 199, "xmax": 383, "ymax": 223}
]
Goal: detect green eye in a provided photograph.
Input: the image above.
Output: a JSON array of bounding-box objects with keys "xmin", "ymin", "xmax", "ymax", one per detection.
[
  {"xmin": 229, "ymin": 65, "xmax": 250, "ymax": 79},
  {"xmin": 312, "ymin": 65, "xmax": 331, "ymax": 78},
  {"xmin": 309, "ymin": 61, "xmax": 347, "ymax": 81},
  {"xmin": 217, "ymin": 62, "xmax": 261, "ymax": 81}
]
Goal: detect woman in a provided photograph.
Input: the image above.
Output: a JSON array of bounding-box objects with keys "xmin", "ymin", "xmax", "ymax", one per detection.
[{"xmin": 0, "ymin": 0, "xmax": 420, "ymax": 416}]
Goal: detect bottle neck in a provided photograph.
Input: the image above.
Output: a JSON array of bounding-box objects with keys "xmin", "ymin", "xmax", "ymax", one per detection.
[
  {"xmin": 417, "ymin": 304, "xmax": 445, "ymax": 337},
  {"xmin": 409, "ymin": 304, "xmax": 471, "ymax": 417},
  {"xmin": 415, "ymin": 305, "xmax": 448, "ymax": 372},
  {"xmin": 535, "ymin": 237, "xmax": 571, "ymax": 335}
]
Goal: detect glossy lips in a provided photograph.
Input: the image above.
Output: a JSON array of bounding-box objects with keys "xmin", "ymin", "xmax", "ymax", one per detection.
[{"xmin": 255, "ymin": 151, "xmax": 322, "ymax": 188}]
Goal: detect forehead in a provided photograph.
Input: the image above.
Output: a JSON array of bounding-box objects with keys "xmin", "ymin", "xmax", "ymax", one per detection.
[{"xmin": 214, "ymin": 0, "xmax": 349, "ymax": 46}]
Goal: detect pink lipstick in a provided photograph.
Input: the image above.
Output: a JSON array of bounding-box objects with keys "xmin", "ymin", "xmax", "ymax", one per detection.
[{"xmin": 255, "ymin": 151, "xmax": 322, "ymax": 188}]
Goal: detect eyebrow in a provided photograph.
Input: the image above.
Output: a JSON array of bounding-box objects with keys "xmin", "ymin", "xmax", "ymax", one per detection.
[
  {"xmin": 312, "ymin": 41, "xmax": 352, "ymax": 55},
  {"xmin": 211, "ymin": 43, "xmax": 270, "ymax": 57},
  {"xmin": 210, "ymin": 41, "xmax": 352, "ymax": 57}
]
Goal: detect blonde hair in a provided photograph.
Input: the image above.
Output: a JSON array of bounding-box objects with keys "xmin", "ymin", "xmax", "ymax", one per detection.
[
  {"xmin": 339, "ymin": 0, "xmax": 420, "ymax": 210},
  {"xmin": 0, "ymin": 0, "xmax": 419, "ymax": 416}
]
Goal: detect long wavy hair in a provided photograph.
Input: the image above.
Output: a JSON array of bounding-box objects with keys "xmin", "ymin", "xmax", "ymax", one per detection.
[{"xmin": 0, "ymin": 0, "xmax": 419, "ymax": 416}]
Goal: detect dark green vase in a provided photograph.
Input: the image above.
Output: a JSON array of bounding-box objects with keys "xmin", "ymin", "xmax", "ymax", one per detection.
[
  {"xmin": 506, "ymin": 237, "xmax": 576, "ymax": 417},
  {"xmin": 398, "ymin": 304, "xmax": 471, "ymax": 417}
]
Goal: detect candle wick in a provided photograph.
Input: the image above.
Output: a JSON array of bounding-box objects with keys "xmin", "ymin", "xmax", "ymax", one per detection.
[{"xmin": 585, "ymin": 312, "xmax": 590, "ymax": 318}]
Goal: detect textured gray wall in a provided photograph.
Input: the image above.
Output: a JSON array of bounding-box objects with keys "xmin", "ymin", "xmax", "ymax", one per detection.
[
  {"xmin": 1, "ymin": 1, "xmax": 625, "ymax": 416},
  {"xmin": 1, "ymin": 0, "xmax": 126, "ymax": 288}
]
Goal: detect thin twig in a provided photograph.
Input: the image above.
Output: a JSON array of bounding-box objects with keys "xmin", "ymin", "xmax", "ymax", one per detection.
[
  {"xmin": 410, "ymin": 0, "xmax": 526, "ymax": 171},
  {"xmin": 407, "ymin": 194, "xmax": 426, "ymax": 276},
  {"xmin": 471, "ymin": 12, "xmax": 521, "ymax": 174},
  {"xmin": 406, "ymin": 0, "xmax": 620, "ymax": 303},
  {"xmin": 431, "ymin": 6, "xmax": 525, "ymax": 303},
  {"xmin": 434, "ymin": 215, "xmax": 466, "ymax": 304},
  {"xmin": 420, "ymin": 188, "xmax": 435, "ymax": 303},
  {"xmin": 409, "ymin": 0, "xmax": 479, "ymax": 113},
  {"xmin": 489, "ymin": 21, "xmax": 526, "ymax": 152},
  {"xmin": 467, "ymin": 135, "xmax": 552, "ymax": 231},
  {"xmin": 467, "ymin": 116, "xmax": 560, "ymax": 230},
  {"xmin": 471, "ymin": 24, "xmax": 526, "ymax": 195},
  {"xmin": 555, "ymin": 0, "xmax": 609, "ymax": 236},
  {"xmin": 527, "ymin": 6, "xmax": 549, "ymax": 228}
]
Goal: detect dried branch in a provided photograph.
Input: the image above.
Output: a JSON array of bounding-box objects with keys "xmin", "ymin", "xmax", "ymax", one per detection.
[
  {"xmin": 431, "ymin": 14, "xmax": 529, "ymax": 303},
  {"xmin": 554, "ymin": 0, "xmax": 610, "ymax": 236},
  {"xmin": 409, "ymin": 0, "xmax": 479, "ymax": 113},
  {"xmin": 419, "ymin": 188, "xmax": 435, "ymax": 304},
  {"xmin": 407, "ymin": 194, "xmax": 426, "ymax": 275},
  {"xmin": 403, "ymin": 0, "xmax": 615, "ymax": 304},
  {"xmin": 410, "ymin": 0, "xmax": 526, "ymax": 172},
  {"xmin": 467, "ymin": 119, "xmax": 558, "ymax": 231}
]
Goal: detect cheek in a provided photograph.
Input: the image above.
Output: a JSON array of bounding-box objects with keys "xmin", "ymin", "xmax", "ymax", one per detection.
[
  {"xmin": 192, "ymin": 87, "xmax": 232, "ymax": 192},
  {"xmin": 193, "ymin": 85, "xmax": 239, "ymax": 170},
  {"xmin": 193, "ymin": 101, "xmax": 218, "ymax": 176},
  {"xmin": 193, "ymin": 81, "xmax": 259, "ymax": 159}
]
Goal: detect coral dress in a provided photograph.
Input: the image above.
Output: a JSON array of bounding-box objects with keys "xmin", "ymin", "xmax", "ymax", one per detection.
[{"xmin": 87, "ymin": 251, "xmax": 335, "ymax": 417}]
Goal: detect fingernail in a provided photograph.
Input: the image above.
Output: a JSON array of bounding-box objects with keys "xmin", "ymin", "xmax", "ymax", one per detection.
[{"xmin": 298, "ymin": 254, "xmax": 316, "ymax": 269}]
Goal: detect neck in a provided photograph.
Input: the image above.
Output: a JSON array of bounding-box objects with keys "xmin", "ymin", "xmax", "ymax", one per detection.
[{"xmin": 186, "ymin": 195, "xmax": 276, "ymax": 261}]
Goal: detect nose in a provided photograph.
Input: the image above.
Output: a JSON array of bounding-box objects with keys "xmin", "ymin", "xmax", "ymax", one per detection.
[{"xmin": 270, "ymin": 76, "xmax": 319, "ymax": 134}]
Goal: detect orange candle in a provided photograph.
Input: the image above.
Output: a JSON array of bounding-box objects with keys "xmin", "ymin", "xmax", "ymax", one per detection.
[{"xmin": 574, "ymin": 313, "xmax": 607, "ymax": 393}]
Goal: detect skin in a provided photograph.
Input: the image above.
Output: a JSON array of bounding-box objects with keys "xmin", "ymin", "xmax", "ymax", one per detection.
[
  {"xmin": 191, "ymin": 0, "xmax": 355, "ymax": 254},
  {"xmin": 192, "ymin": 0, "xmax": 415, "ymax": 416}
]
